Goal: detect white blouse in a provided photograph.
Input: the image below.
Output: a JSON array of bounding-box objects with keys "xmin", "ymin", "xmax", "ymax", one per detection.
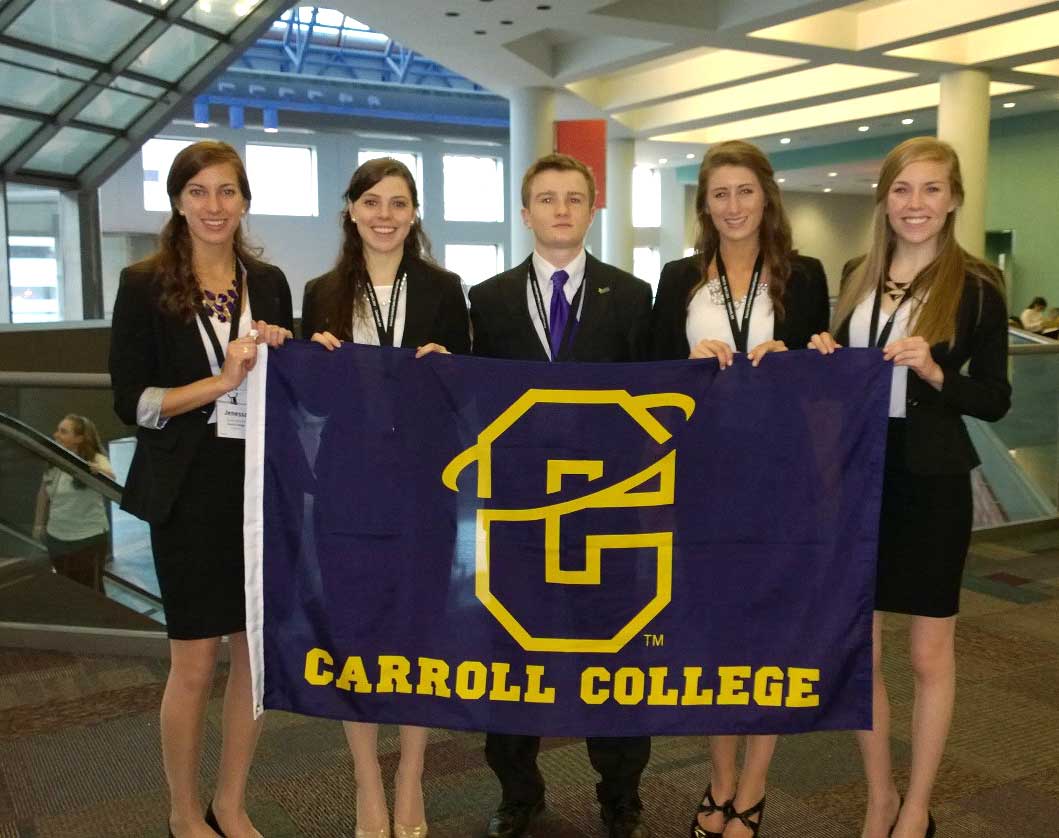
[
  {"xmin": 351, "ymin": 283, "xmax": 408, "ymax": 347},
  {"xmin": 848, "ymin": 290, "xmax": 915, "ymax": 418},
  {"xmin": 686, "ymin": 277, "xmax": 774, "ymax": 352}
]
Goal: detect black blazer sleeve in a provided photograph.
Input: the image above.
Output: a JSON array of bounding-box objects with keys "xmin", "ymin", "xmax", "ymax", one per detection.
[
  {"xmin": 628, "ymin": 277, "xmax": 653, "ymax": 362},
  {"xmin": 269, "ymin": 265, "xmax": 295, "ymax": 333},
  {"xmin": 432, "ymin": 272, "xmax": 471, "ymax": 355},
  {"xmin": 109, "ymin": 267, "xmax": 160, "ymax": 426},
  {"xmin": 300, "ymin": 275, "xmax": 324, "ymax": 339},
  {"xmin": 650, "ymin": 258, "xmax": 694, "ymax": 361},
  {"xmin": 468, "ymin": 283, "xmax": 496, "ymax": 359},
  {"xmin": 778, "ymin": 255, "xmax": 831, "ymax": 348}
]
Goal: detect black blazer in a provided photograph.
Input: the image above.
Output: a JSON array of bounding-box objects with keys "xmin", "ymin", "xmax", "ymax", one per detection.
[
  {"xmin": 469, "ymin": 252, "xmax": 652, "ymax": 362},
  {"xmin": 650, "ymin": 253, "xmax": 830, "ymax": 360},
  {"xmin": 300, "ymin": 256, "xmax": 470, "ymax": 355},
  {"xmin": 836, "ymin": 274, "xmax": 1011, "ymax": 474},
  {"xmin": 109, "ymin": 260, "xmax": 294, "ymax": 524}
]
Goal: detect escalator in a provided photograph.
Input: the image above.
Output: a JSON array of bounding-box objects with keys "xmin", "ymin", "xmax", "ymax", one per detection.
[{"xmin": 0, "ymin": 413, "xmax": 165, "ymax": 644}]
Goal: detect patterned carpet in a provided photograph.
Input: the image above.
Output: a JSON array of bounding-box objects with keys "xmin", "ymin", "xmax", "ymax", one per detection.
[{"xmin": 1, "ymin": 530, "xmax": 1057, "ymax": 838}]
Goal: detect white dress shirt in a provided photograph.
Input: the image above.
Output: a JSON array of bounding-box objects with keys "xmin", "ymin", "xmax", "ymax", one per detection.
[
  {"xmin": 351, "ymin": 282, "xmax": 408, "ymax": 347},
  {"xmin": 527, "ymin": 249, "xmax": 587, "ymax": 358},
  {"xmin": 849, "ymin": 290, "xmax": 919, "ymax": 418}
]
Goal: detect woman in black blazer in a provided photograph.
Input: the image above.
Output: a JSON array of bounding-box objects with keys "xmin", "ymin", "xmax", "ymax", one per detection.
[
  {"xmin": 109, "ymin": 141, "xmax": 293, "ymax": 838},
  {"xmin": 811, "ymin": 138, "xmax": 1010, "ymax": 838},
  {"xmin": 652, "ymin": 140, "xmax": 829, "ymax": 838},
  {"xmin": 300, "ymin": 156, "xmax": 469, "ymax": 838}
]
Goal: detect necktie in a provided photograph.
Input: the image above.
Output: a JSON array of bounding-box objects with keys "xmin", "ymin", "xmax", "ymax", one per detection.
[{"xmin": 548, "ymin": 269, "xmax": 570, "ymax": 360}]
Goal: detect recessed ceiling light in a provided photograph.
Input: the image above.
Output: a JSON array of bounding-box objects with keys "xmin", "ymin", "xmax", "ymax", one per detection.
[
  {"xmin": 823, "ymin": 187, "xmax": 832, "ymax": 193},
  {"xmin": 828, "ymin": 171, "xmax": 838, "ymax": 177},
  {"xmin": 445, "ymin": 10, "xmax": 459, "ymax": 16},
  {"xmin": 474, "ymin": 29, "xmax": 487, "ymax": 34},
  {"xmin": 777, "ymin": 178, "xmax": 786, "ymax": 183},
  {"xmin": 1003, "ymin": 101, "xmax": 1016, "ymax": 108},
  {"xmin": 858, "ymin": 125, "xmax": 870, "ymax": 132},
  {"xmin": 500, "ymin": 19, "xmax": 513, "ymax": 24},
  {"xmin": 686, "ymin": 153, "xmax": 695, "ymax": 159},
  {"xmin": 658, "ymin": 157, "xmax": 668, "ymax": 165},
  {"xmin": 779, "ymin": 137, "xmax": 791, "ymax": 144},
  {"xmin": 871, "ymin": 182, "xmax": 878, "ymax": 188},
  {"xmin": 536, "ymin": 3, "xmax": 551, "ymax": 8},
  {"xmin": 901, "ymin": 117, "xmax": 914, "ymax": 125}
]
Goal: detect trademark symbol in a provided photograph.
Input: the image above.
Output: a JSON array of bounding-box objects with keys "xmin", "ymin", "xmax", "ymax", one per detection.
[{"xmin": 643, "ymin": 633, "xmax": 664, "ymax": 647}]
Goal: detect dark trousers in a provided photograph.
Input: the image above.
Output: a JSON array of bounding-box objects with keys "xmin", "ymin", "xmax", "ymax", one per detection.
[
  {"xmin": 485, "ymin": 733, "xmax": 650, "ymax": 809},
  {"xmin": 47, "ymin": 533, "xmax": 106, "ymax": 593}
]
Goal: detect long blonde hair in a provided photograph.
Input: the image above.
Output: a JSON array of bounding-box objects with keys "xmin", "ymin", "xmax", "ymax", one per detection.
[{"xmin": 831, "ymin": 137, "xmax": 1002, "ymax": 345}]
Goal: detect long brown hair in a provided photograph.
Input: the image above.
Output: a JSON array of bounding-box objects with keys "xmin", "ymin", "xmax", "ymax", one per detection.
[
  {"xmin": 832, "ymin": 137, "xmax": 1002, "ymax": 345},
  {"xmin": 135, "ymin": 141, "xmax": 262, "ymax": 321},
  {"xmin": 689, "ymin": 140, "xmax": 792, "ymax": 319},
  {"xmin": 63, "ymin": 414, "xmax": 105, "ymax": 461},
  {"xmin": 312, "ymin": 157, "xmax": 433, "ymax": 340}
]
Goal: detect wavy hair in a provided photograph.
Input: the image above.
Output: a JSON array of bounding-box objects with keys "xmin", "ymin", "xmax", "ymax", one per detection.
[
  {"xmin": 689, "ymin": 140, "xmax": 793, "ymax": 320},
  {"xmin": 311, "ymin": 157, "xmax": 434, "ymax": 340},
  {"xmin": 134, "ymin": 141, "xmax": 261, "ymax": 321},
  {"xmin": 831, "ymin": 137, "xmax": 1002, "ymax": 345}
]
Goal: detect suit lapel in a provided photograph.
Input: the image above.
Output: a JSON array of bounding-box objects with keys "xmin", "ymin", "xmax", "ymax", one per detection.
[
  {"xmin": 504, "ymin": 255, "xmax": 549, "ymax": 361},
  {"xmin": 400, "ymin": 259, "xmax": 440, "ymax": 348},
  {"xmin": 566, "ymin": 253, "xmax": 612, "ymax": 361}
]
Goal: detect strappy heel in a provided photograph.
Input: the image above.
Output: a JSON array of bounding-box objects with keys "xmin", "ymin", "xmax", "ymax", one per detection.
[
  {"xmin": 690, "ymin": 785, "xmax": 732, "ymax": 838},
  {"xmin": 725, "ymin": 796, "xmax": 765, "ymax": 837}
]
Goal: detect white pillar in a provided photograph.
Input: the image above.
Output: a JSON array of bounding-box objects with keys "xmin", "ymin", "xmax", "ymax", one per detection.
[
  {"xmin": 937, "ymin": 69, "xmax": 990, "ymax": 258},
  {"xmin": 508, "ymin": 87, "xmax": 555, "ymax": 264},
  {"xmin": 0, "ymin": 185, "xmax": 9, "ymax": 323},
  {"xmin": 603, "ymin": 138, "xmax": 634, "ymax": 272},
  {"xmin": 659, "ymin": 167, "xmax": 686, "ymax": 268}
]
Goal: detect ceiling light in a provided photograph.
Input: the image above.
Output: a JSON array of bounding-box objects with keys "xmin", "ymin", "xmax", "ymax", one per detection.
[
  {"xmin": 779, "ymin": 137, "xmax": 791, "ymax": 144},
  {"xmin": 777, "ymin": 178, "xmax": 786, "ymax": 183},
  {"xmin": 828, "ymin": 171, "xmax": 838, "ymax": 177},
  {"xmin": 686, "ymin": 153, "xmax": 695, "ymax": 159},
  {"xmin": 901, "ymin": 117, "xmax": 914, "ymax": 125},
  {"xmin": 871, "ymin": 182, "xmax": 878, "ymax": 188},
  {"xmin": 1003, "ymin": 101, "xmax": 1016, "ymax": 108},
  {"xmin": 658, "ymin": 157, "xmax": 668, "ymax": 165},
  {"xmin": 858, "ymin": 125, "xmax": 870, "ymax": 132},
  {"xmin": 823, "ymin": 187, "xmax": 832, "ymax": 193}
]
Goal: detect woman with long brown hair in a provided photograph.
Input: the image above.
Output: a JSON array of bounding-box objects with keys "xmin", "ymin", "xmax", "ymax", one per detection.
[
  {"xmin": 811, "ymin": 137, "xmax": 1010, "ymax": 838},
  {"xmin": 302, "ymin": 156, "xmax": 468, "ymax": 838},
  {"xmin": 110, "ymin": 140, "xmax": 293, "ymax": 838},
  {"xmin": 651, "ymin": 140, "xmax": 829, "ymax": 838}
]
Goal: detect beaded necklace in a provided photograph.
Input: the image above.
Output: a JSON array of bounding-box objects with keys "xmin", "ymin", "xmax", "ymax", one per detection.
[{"xmin": 201, "ymin": 275, "xmax": 238, "ymax": 323}]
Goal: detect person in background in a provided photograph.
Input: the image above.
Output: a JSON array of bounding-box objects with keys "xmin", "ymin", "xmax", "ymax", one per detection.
[
  {"xmin": 1018, "ymin": 296, "xmax": 1047, "ymax": 332},
  {"xmin": 651, "ymin": 139, "xmax": 829, "ymax": 838},
  {"xmin": 811, "ymin": 137, "xmax": 1010, "ymax": 838},
  {"xmin": 33, "ymin": 413, "xmax": 115, "ymax": 593},
  {"xmin": 470, "ymin": 152, "xmax": 653, "ymax": 838},
  {"xmin": 302, "ymin": 156, "xmax": 469, "ymax": 838},
  {"xmin": 110, "ymin": 140, "xmax": 293, "ymax": 838}
]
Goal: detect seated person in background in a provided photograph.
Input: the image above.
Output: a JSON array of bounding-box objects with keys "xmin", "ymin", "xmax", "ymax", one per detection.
[
  {"xmin": 1019, "ymin": 296, "xmax": 1047, "ymax": 332},
  {"xmin": 1043, "ymin": 307, "xmax": 1059, "ymax": 339}
]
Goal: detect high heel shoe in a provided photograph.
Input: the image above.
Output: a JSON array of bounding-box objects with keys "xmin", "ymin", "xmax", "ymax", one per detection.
[
  {"xmin": 691, "ymin": 785, "xmax": 733, "ymax": 838},
  {"xmin": 726, "ymin": 796, "xmax": 765, "ymax": 837},
  {"xmin": 393, "ymin": 824, "xmax": 428, "ymax": 838},
  {"xmin": 354, "ymin": 826, "xmax": 390, "ymax": 838},
  {"xmin": 204, "ymin": 802, "xmax": 226, "ymax": 837},
  {"xmin": 889, "ymin": 794, "xmax": 903, "ymax": 837},
  {"xmin": 925, "ymin": 811, "xmax": 936, "ymax": 838}
]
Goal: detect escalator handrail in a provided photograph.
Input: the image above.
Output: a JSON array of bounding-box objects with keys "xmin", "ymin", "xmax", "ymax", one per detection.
[{"xmin": 0, "ymin": 412, "xmax": 124, "ymax": 502}]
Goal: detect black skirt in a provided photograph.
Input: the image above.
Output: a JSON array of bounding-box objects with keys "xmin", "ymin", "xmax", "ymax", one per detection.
[
  {"xmin": 150, "ymin": 431, "xmax": 246, "ymax": 640},
  {"xmin": 875, "ymin": 420, "xmax": 972, "ymax": 618}
]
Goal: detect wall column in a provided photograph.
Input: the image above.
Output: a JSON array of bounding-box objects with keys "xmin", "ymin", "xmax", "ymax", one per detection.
[
  {"xmin": 603, "ymin": 137, "xmax": 634, "ymax": 272},
  {"xmin": 0, "ymin": 183, "xmax": 9, "ymax": 323},
  {"xmin": 508, "ymin": 87, "xmax": 555, "ymax": 264},
  {"xmin": 937, "ymin": 69, "xmax": 990, "ymax": 257}
]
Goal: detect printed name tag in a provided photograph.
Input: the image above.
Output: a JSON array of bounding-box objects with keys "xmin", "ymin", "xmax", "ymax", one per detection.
[{"xmin": 216, "ymin": 380, "xmax": 248, "ymax": 439}]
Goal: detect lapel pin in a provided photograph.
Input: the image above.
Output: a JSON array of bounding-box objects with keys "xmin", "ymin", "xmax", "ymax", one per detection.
[{"xmin": 597, "ymin": 286, "xmax": 611, "ymax": 295}]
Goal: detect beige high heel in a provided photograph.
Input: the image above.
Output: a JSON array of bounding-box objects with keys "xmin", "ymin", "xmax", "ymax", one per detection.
[
  {"xmin": 355, "ymin": 826, "xmax": 390, "ymax": 838},
  {"xmin": 393, "ymin": 824, "xmax": 427, "ymax": 838}
]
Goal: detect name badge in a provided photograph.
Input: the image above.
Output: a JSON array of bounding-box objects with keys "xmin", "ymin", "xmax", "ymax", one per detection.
[{"xmin": 216, "ymin": 379, "xmax": 248, "ymax": 439}]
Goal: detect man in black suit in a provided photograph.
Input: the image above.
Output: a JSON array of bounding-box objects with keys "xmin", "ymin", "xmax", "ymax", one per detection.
[{"xmin": 469, "ymin": 154, "xmax": 652, "ymax": 838}]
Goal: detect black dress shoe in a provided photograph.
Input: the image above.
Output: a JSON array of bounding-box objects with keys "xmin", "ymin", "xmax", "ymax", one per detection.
[
  {"xmin": 601, "ymin": 802, "xmax": 650, "ymax": 838},
  {"xmin": 486, "ymin": 798, "xmax": 544, "ymax": 838},
  {"xmin": 204, "ymin": 802, "xmax": 227, "ymax": 837}
]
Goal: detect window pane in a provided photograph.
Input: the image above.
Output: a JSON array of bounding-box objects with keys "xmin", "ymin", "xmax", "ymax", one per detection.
[
  {"xmin": 443, "ymin": 155, "xmax": 504, "ymax": 222},
  {"xmin": 246, "ymin": 144, "xmax": 319, "ymax": 217},
  {"xmin": 142, "ymin": 138, "xmax": 194, "ymax": 212},
  {"xmin": 9, "ymin": 235, "xmax": 60, "ymax": 323},
  {"xmin": 0, "ymin": 60, "xmax": 81, "ymax": 114},
  {"xmin": 632, "ymin": 166, "xmax": 661, "ymax": 228},
  {"xmin": 127, "ymin": 25, "xmax": 218, "ymax": 83},
  {"xmin": 357, "ymin": 150, "xmax": 424, "ymax": 211},
  {"xmin": 77, "ymin": 86, "xmax": 152, "ymax": 129},
  {"xmin": 0, "ymin": 115, "xmax": 43, "ymax": 162},
  {"xmin": 444, "ymin": 244, "xmax": 503, "ymax": 288},
  {"xmin": 8, "ymin": 0, "xmax": 152, "ymax": 62},
  {"xmin": 633, "ymin": 246, "xmax": 661, "ymax": 294},
  {"xmin": 183, "ymin": 0, "xmax": 265, "ymax": 34},
  {"xmin": 0, "ymin": 45, "xmax": 95, "ymax": 81},
  {"xmin": 24, "ymin": 127, "xmax": 112, "ymax": 175}
]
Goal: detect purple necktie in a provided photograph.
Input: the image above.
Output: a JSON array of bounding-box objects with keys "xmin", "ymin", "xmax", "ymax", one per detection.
[{"xmin": 548, "ymin": 269, "xmax": 570, "ymax": 360}]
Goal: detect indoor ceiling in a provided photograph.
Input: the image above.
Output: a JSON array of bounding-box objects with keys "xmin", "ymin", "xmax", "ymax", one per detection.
[{"xmin": 330, "ymin": 0, "xmax": 1059, "ymax": 176}]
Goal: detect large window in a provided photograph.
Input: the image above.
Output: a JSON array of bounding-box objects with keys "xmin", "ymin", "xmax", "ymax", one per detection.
[
  {"xmin": 358, "ymin": 150, "xmax": 424, "ymax": 208},
  {"xmin": 246, "ymin": 143, "xmax": 319, "ymax": 217},
  {"xmin": 633, "ymin": 246, "xmax": 661, "ymax": 294},
  {"xmin": 142, "ymin": 137, "xmax": 193, "ymax": 211},
  {"xmin": 443, "ymin": 154, "xmax": 504, "ymax": 222},
  {"xmin": 444, "ymin": 244, "xmax": 504, "ymax": 288},
  {"xmin": 632, "ymin": 166, "xmax": 661, "ymax": 228},
  {"xmin": 8, "ymin": 235, "xmax": 59, "ymax": 323}
]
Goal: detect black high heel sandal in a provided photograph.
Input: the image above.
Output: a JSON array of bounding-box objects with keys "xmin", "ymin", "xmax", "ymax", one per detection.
[
  {"xmin": 204, "ymin": 802, "xmax": 227, "ymax": 837},
  {"xmin": 726, "ymin": 796, "xmax": 765, "ymax": 837},
  {"xmin": 690, "ymin": 785, "xmax": 733, "ymax": 838}
]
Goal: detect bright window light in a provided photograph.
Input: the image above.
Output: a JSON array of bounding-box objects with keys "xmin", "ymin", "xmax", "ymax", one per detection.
[
  {"xmin": 632, "ymin": 166, "xmax": 661, "ymax": 228},
  {"xmin": 142, "ymin": 138, "xmax": 194, "ymax": 212},
  {"xmin": 444, "ymin": 244, "xmax": 504, "ymax": 288},
  {"xmin": 633, "ymin": 246, "xmax": 662, "ymax": 293},
  {"xmin": 246, "ymin": 143, "xmax": 319, "ymax": 217},
  {"xmin": 9, "ymin": 236, "xmax": 60, "ymax": 323},
  {"xmin": 443, "ymin": 155, "xmax": 504, "ymax": 222},
  {"xmin": 358, "ymin": 150, "xmax": 424, "ymax": 211}
]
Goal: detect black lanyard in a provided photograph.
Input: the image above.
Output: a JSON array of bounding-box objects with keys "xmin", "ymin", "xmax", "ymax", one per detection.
[
  {"xmin": 868, "ymin": 283, "xmax": 912, "ymax": 348},
  {"xmin": 364, "ymin": 273, "xmax": 405, "ymax": 347},
  {"xmin": 197, "ymin": 273, "xmax": 244, "ymax": 369},
  {"xmin": 528, "ymin": 265, "xmax": 584, "ymax": 360},
  {"xmin": 714, "ymin": 249, "xmax": 764, "ymax": 353}
]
